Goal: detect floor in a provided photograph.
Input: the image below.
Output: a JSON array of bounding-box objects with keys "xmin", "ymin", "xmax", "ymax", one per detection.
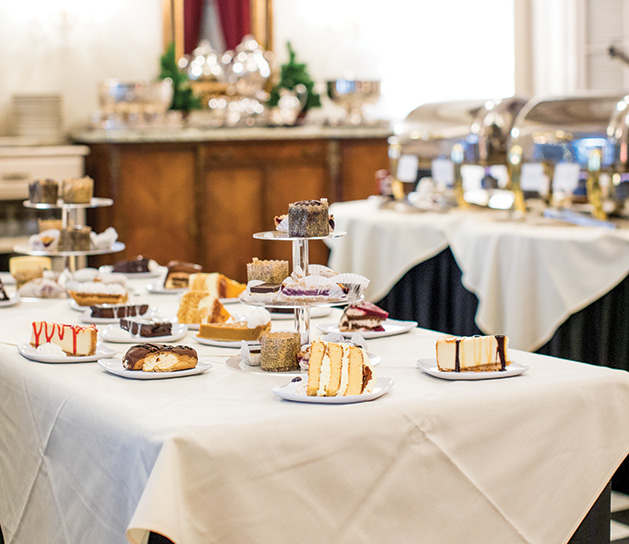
[{"xmin": 612, "ymin": 491, "xmax": 629, "ymax": 543}]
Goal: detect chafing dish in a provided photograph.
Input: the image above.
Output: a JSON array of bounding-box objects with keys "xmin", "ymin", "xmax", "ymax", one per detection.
[{"xmin": 508, "ymin": 94, "xmax": 626, "ymax": 218}]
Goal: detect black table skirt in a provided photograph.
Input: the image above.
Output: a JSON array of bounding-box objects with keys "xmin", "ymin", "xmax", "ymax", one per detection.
[{"xmin": 377, "ymin": 246, "xmax": 629, "ymax": 493}]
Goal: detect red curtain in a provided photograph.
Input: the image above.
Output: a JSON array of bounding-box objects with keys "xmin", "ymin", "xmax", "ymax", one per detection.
[
  {"xmin": 216, "ymin": 0, "xmax": 251, "ymax": 50},
  {"xmin": 184, "ymin": 0, "xmax": 205, "ymax": 54}
]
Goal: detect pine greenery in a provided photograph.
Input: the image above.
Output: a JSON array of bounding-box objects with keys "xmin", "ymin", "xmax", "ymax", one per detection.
[{"xmin": 159, "ymin": 42, "xmax": 202, "ymax": 112}]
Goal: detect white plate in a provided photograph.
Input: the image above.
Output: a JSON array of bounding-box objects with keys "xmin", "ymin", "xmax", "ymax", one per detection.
[
  {"xmin": 316, "ymin": 319, "xmax": 418, "ymax": 339},
  {"xmin": 0, "ymin": 293, "xmax": 20, "ymax": 308},
  {"xmin": 146, "ymin": 283, "xmax": 186, "ymax": 295},
  {"xmin": 416, "ymin": 358, "xmax": 529, "ymax": 380},
  {"xmin": 18, "ymin": 342, "xmax": 116, "ymax": 363},
  {"xmin": 80, "ymin": 307, "xmax": 154, "ymax": 324},
  {"xmin": 269, "ymin": 307, "xmax": 331, "ymax": 320},
  {"xmin": 97, "ymin": 358, "xmax": 211, "ymax": 379},
  {"xmin": 194, "ymin": 335, "xmax": 261, "ymax": 349},
  {"xmin": 99, "ymin": 265, "xmax": 163, "ymax": 279},
  {"xmin": 101, "ymin": 323, "xmax": 188, "ymax": 343},
  {"xmin": 226, "ymin": 356, "xmax": 304, "ymax": 374},
  {"xmin": 273, "ymin": 377, "xmax": 393, "ymax": 404}
]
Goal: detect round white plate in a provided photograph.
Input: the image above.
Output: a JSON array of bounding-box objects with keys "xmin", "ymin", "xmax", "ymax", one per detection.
[
  {"xmin": 80, "ymin": 307, "xmax": 154, "ymax": 324},
  {"xmin": 146, "ymin": 283, "xmax": 186, "ymax": 295},
  {"xmin": 317, "ymin": 319, "xmax": 417, "ymax": 339},
  {"xmin": 416, "ymin": 358, "xmax": 529, "ymax": 380},
  {"xmin": 18, "ymin": 343, "xmax": 116, "ymax": 363},
  {"xmin": 272, "ymin": 377, "xmax": 393, "ymax": 404},
  {"xmin": 269, "ymin": 307, "xmax": 331, "ymax": 320},
  {"xmin": 0, "ymin": 272, "xmax": 15, "ymax": 285},
  {"xmin": 101, "ymin": 323, "xmax": 188, "ymax": 343},
  {"xmin": 0, "ymin": 293, "xmax": 20, "ymax": 308},
  {"xmin": 99, "ymin": 265, "xmax": 163, "ymax": 279},
  {"xmin": 194, "ymin": 335, "xmax": 261, "ymax": 349},
  {"xmin": 97, "ymin": 358, "xmax": 211, "ymax": 379},
  {"xmin": 226, "ymin": 356, "xmax": 303, "ymax": 374}
]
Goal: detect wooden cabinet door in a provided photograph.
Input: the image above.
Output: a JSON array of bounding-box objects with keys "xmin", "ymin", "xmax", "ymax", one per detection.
[
  {"xmin": 339, "ymin": 139, "xmax": 389, "ymax": 202},
  {"xmin": 115, "ymin": 147, "xmax": 198, "ymax": 265},
  {"xmin": 202, "ymin": 166, "xmax": 265, "ymax": 282}
]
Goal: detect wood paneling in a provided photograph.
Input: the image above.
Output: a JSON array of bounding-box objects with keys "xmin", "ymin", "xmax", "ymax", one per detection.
[{"xmin": 339, "ymin": 139, "xmax": 389, "ymax": 202}]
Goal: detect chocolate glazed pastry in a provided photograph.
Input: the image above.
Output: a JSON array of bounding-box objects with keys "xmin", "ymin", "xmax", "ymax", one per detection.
[{"xmin": 122, "ymin": 343, "xmax": 197, "ymax": 371}]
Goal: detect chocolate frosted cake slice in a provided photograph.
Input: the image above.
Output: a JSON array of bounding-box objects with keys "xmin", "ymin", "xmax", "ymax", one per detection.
[
  {"xmin": 288, "ymin": 199, "xmax": 331, "ymax": 237},
  {"xmin": 113, "ymin": 255, "xmax": 151, "ymax": 273},
  {"xmin": 122, "ymin": 343, "xmax": 198, "ymax": 372}
]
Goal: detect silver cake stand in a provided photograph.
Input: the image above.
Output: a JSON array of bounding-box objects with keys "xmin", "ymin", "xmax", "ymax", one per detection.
[{"xmin": 250, "ymin": 230, "xmax": 355, "ymax": 344}]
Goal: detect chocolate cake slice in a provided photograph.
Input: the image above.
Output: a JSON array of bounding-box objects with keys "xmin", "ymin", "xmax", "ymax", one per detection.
[
  {"xmin": 120, "ymin": 317, "xmax": 172, "ymax": 338},
  {"xmin": 113, "ymin": 255, "xmax": 151, "ymax": 273},
  {"xmin": 89, "ymin": 303, "xmax": 149, "ymax": 319}
]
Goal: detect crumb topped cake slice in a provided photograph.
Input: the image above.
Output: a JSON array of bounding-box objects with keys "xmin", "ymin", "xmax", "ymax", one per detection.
[{"xmin": 435, "ymin": 335, "xmax": 510, "ymax": 372}]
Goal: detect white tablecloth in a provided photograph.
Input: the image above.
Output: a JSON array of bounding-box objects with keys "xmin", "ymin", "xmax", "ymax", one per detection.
[
  {"xmin": 327, "ymin": 199, "xmax": 629, "ymax": 351},
  {"xmin": 0, "ymin": 276, "xmax": 628, "ymax": 544}
]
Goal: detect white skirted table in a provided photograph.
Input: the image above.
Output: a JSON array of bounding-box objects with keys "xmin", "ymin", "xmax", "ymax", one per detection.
[
  {"xmin": 327, "ymin": 199, "xmax": 629, "ymax": 352},
  {"xmin": 0, "ymin": 275, "xmax": 628, "ymax": 544}
]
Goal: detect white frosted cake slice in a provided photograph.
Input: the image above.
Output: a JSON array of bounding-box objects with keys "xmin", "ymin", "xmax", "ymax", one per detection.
[
  {"xmin": 435, "ymin": 335, "xmax": 510, "ymax": 372},
  {"xmin": 30, "ymin": 321, "xmax": 98, "ymax": 356}
]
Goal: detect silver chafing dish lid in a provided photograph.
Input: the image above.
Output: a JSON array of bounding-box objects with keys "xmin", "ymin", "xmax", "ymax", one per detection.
[{"xmin": 392, "ymin": 97, "xmax": 527, "ymax": 166}]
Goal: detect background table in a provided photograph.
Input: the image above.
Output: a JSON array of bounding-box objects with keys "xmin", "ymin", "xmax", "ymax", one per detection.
[
  {"xmin": 327, "ymin": 200, "xmax": 629, "ymax": 368},
  {"xmin": 0, "ymin": 275, "xmax": 628, "ymax": 543}
]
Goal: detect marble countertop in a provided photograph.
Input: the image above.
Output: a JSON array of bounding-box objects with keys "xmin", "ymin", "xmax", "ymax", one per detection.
[{"xmin": 70, "ymin": 124, "xmax": 393, "ymax": 144}]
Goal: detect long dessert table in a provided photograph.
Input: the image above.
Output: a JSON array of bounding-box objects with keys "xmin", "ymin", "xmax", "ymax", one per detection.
[
  {"xmin": 0, "ymin": 275, "xmax": 628, "ymax": 544},
  {"xmin": 326, "ymin": 199, "xmax": 629, "ymax": 362}
]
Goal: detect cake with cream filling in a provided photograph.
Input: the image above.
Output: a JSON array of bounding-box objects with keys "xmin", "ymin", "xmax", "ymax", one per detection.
[
  {"xmin": 28, "ymin": 179, "xmax": 58, "ymax": 204},
  {"xmin": 188, "ymin": 272, "xmax": 246, "ymax": 299},
  {"xmin": 30, "ymin": 321, "xmax": 98, "ymax": 356},
  {"xmin": 197, "ymin": 308, "xmax": 271, "ymax": 342},
  {"xmin": 164, "ymin": 260, "xmax": 202, "ymax": 289},
  {"xmin": 339, "ymin": 301, "xmax": 389, "ymax": 332},
  {"xmin": 10, "ymin": 256, "xmax": 52, "ymax": 288},
  {"xmin": 177, "ymin": 291, "xmax": 231, "ymax": 324},
  {"xmin": 288, "ymin": 199, "xmax": 333, "ymax": 237},
  {"xmin": 306, "ymin": 340, "xmax": 375, "ymax": 396},
  {"xmin": 122, "ymin": 343, "xmax": 198, "ymax": 372},
  {"xmin": 68, "ymin": 282, "xmax": 128, "ymax": 306},
  {"xmin": 435, "ymin": 335, "xmax": 511, "ymax": 372},
  {"xmin": 247, "ymin": 258, "xmax": 289, "ymax": 283},
  {"xmin": 62, "ymin": 176, "xmax": 93, "ymax": 204}
]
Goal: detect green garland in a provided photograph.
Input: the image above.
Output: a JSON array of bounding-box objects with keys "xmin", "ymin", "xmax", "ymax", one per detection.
[
  {"xmin": 268, "ymin": 42, "xmax": 321, "ymax": 112},
  {"xmin": 159, "ymin": 42, "xmax": 202, "ymax": 112}
]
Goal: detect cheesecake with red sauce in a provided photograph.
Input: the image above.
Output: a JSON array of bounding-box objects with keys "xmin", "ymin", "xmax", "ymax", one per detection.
[{"xmin": 30, "ymin": 321, "xmax": 98, "ymax": 356}]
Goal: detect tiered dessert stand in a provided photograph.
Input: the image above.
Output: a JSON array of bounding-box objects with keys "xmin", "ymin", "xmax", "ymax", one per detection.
[
  {"xmin": 247, "ymin": 230, "xmax": 360, "ymax": 345},
  {"xmin": 14, "ymin": 197, "xmax": 125, "ymax": 272}
]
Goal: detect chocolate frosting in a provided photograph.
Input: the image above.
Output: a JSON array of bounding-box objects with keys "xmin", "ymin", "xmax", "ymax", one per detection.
[{"xmin": 123, "ymin": 343, "xmax": 197, "ymax": 370}]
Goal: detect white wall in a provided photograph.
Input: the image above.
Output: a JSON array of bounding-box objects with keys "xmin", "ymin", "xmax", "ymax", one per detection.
[
  {"xmin": 0, "ymin": 1, "xmax": 163, "ymax": 136},
  {"xmin": 0, "ymin": 0, "xmax": 519, "ymax": 135},
  {"xmin": 273, "ymin": 0, "xmax": 516, "ymax": 123}
]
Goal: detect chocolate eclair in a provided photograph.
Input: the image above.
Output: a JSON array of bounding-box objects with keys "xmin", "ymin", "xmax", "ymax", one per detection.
[{"xmin": 122, "ymin": 343, "xmax": 198, "ymax": 372}]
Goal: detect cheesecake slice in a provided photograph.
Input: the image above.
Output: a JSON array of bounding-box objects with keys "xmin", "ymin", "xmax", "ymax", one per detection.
[
  {"xmin": 435, "ymin": 335, "xmax": 510, "ymax": 372},
  {"xmin": 30, "ymin": 321, "xmax": 98, "ymax": 356}
]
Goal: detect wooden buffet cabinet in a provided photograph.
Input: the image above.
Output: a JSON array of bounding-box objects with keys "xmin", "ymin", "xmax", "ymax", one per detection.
[{"xmin": 75, "ymin": 127, "xmax": 390, "ymax": 282}]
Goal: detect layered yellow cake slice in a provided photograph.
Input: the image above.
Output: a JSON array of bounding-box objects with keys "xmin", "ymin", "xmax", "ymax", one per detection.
[
  {"xmin": 177, "ymin": 292, "xmax": 232, "ymax": 324},
  {"xmin": 435, "ymin": 335, "xmax": 511, "ymax": 372},
  {"xmin": 188, "ymin": 272, "xmax": 246, "ymax": 299},
  {"xmin": 306, "ymin": 340, "xmax": 375, "ymax": 396},
  {"xmin": 30, "ymin": 321, "xmax": 98, "ymax": 356}
]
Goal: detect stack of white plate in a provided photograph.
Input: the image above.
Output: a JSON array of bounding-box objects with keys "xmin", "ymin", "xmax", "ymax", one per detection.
[{"xmin": 12, "ymin": 94, "xmax": 65, "ymax": 144}]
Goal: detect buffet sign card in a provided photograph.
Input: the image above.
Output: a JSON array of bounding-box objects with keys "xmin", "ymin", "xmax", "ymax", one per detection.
[{"xmin": 552, "ymin": 162, "xmax": 580, "ymax": 195}]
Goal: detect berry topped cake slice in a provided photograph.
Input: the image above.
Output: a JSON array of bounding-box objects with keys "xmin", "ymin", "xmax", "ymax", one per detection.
[{"xmin": 339, "ymin": 301, "xmax": 389, "ymax": 332}]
